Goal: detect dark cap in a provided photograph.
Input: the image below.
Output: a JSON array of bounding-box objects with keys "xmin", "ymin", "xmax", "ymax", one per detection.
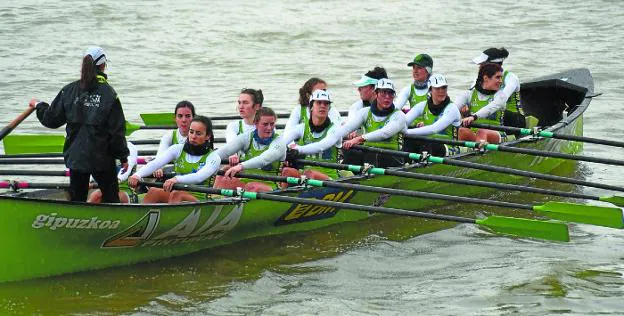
[{"xmin": 407, "ymin": 53, "xmax": 433, "ymax": 73}]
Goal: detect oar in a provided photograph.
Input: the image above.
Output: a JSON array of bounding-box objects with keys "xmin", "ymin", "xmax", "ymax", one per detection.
[
  {"xmin": 0, "ymin": 107, "xmax": 36, "ymax": 141},
  {"xmin": 131, "ymin": 138, "xmax": 226, "ymax": 145},
  {"xmin": 126, "ymin": 121, "xmax": 286, "ymax": 133},
  {"xmin": 470, "ymin": 122, "xmax": 624, "ymax": 149},
  {"xmin": 139, "ymin": 112, "xmax": 349, "ymax": 125},
  {"xmin": 293, "ymin": 159, "xmax": 624, "ymax": 208},
  {"xmin": 406, "ymin": 136, "xmax": 624, "ymax": 167},
  {"xmin": 0, "ymin": 158, "xmax": 150, "ymax": 165},
  {"xmin": 0, "ymin": 150, "xmax": 157, "ymax": 159},
  {"xmin": 0, "ymin": 169, "xmax": 70, "ymax": 176},
  {"xmin": 138, "ymin": 180, "xmax": 570, "ymax": 242},
  {"xmin": 1, "ymin": 134, "xmax": 160, "ymax": 155},
  {"xmin": 224, "ymin": 171, "xmax": 623, "ymax": 229},
  {"xmin": 0, "ymin": 180, "xmax": 69, "ymax": 190},
  {"xmin": 352, "ymin": 145, "xmax": 624, "ymax": 193}
]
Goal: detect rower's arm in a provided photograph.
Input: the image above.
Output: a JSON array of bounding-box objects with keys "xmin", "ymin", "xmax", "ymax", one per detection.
[
  {"xmin": 329, "ymin": 106, "xmax": 343, "ymax": 126},
  {"xmin": 282, "ymin": 124, "xmax": 304, "ymax": 145},
  {"xmin": 133, "ymin": 144, "xmax": 182, "ymax": 178},
  {"xmin": 394, "ymin": 86, "xmax": 411, "ymax": 111},
  {"xmin": 241, "ymin": 137, "xmax": 287, "ymax": 170},
  {"xmin": 157, "ymin": 130, "xmax": 174, "ymax": 155},
  {"xmin": 225, "ymin": 121, "xmax": 239, "ymax": 144},
  {"xmin": 214, "ymin": 132, "xmax": 249, "ymax": 159},
  {"xmin": 174, "ymin": 152, "xmax": 223, "ymax": 184},
  {"xmin": 296, "ymin": 125, "xmax": 342, "ymax": 155},
  {"xmin": 453, "ymin": 90, "xmax": 471, "ymax": 113},
  {"xmin": 284, "ymin": 106, "xmax": 302, "ymax": 132},
  {"xmin": 404, "ymin": 100, "xmax": 426, "ymax": 123},
  {"xmin": 118, "ymin": 142, "xmax": 138, "ymax": 181},
  {"xmin": 404, "ymin": 105, "xmax": 461, "ymax": 137},
  {"xmin": 362, "ymin": 111, "xmax": 407, "ymax": 141},
  {"xmin": 492, "ymin": 72, "xmax": 520, "ymax": 108}
]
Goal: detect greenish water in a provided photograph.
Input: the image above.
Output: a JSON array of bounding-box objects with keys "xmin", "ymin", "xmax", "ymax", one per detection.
[{"xmin": 1, "ymin": 0, "xmax": 624, "ymax": 314}]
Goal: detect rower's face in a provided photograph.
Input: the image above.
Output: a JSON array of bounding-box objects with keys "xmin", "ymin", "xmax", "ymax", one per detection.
[
  {"xmin": 376, "ymin": 89, "xmax": 395, "ymax": 109},
  {"xmin": 482, "ymin": 71, "xmax": 503, "ymax": 91},
  {"xmin": 255, "ymin": 115, "xmax": 276, "ymax": 138},
  {"xmin": 431, "ymin": 86, "xmax": 448, "ymax": 104},
  {"xmin": 187, "ymin": 121, "xmax": 210, "ymax": 146},
  {"xmin": 311, "ymin": 100, "xmax": 330, "ymax": 118},
  {"xmin": 357, "ymin": 85, "xmax": 375, "ymax": 101},
  {"xmin": 175, "ymin": 107, "xmax": 193, "ymax": 136},
  {"xmin": 412, "ymin": 66, "xmax": 429, "ymax": 82},
  {"xmin": 238, "ymin": 94, "xmax": 258, "ymax": 119}
]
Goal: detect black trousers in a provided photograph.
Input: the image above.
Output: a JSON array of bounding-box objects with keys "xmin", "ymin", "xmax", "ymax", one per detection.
[
  {"xmin": 69, "ymin": 168, "xmax": 120, "ymax": 203},
  {"xmin": 402, "ymin": 138, "xmax": 447, "ymax": 157},
  {"xmin": 342, "ymin": 148, "xmax": 404, "ymax": 168}
]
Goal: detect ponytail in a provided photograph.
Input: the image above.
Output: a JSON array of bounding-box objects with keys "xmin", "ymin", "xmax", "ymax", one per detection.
[{"xmin": 80, "ymin": 55, "xmax": 98, "ymax": 91}]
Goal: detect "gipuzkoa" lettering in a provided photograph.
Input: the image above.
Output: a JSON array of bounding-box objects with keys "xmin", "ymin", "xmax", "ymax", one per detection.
[{"xmin": 32, "ymin": 213, "xmax": 120, "ymax": 230}]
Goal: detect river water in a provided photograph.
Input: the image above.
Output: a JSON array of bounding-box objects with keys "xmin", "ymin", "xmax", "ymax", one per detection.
[{"xmin": 1, "ymin": 0, "xmax": 624, "ymax": 315}]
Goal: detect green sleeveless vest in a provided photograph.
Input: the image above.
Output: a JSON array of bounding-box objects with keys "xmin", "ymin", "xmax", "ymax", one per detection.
[
  {"xmin": 297, "ymin": 120, "xmax": 339, "ymax": 178},
  {"xmin": 469, "ymin": 89, "xmax": 503, "ymax": 126},
  {"xmin": 363, "ymin": 108, "xmax": 402, "ymax": 150},
  {"xmin": 502, "ymin": 70, "xmax": 522, "ymax": 114},
  {"xmin": 407, "ymin": 84, "xmax": 429, "ymax": 127},
  {"xmin": 410, "ymin": 101, "xmax": 458, "ymax": 140}
]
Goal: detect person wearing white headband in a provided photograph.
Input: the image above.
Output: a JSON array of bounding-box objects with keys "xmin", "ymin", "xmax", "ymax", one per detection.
[
  {"xmin": 468, "ymin": 47, "xmax": 525, "ymax": 129},
  {"xmin": 28, "ymin": 46, "xmax": 129, "ymax": 203},
  {"xmin": 348, "ymin": 66, "xmax": 388, "ymax": 121}
]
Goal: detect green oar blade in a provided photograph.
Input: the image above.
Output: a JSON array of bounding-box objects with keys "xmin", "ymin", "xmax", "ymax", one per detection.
[
  {"xmin": 125, "ymin": 121, "xmax": 142, "ymax": 136},
  {"xmin": 476, "ymin": 216, "xmax": 569, "ymax": 242},
  {"xmin": 140, "ymin": 113, "xmax": 174, "ymax": 126},
  {"xmin": 533, "ymin": 201, "xmax": 624, "ymax": 229},
  {"xmin": 599, "ymin": 195, "xmax": 624, "ymax": 208},
  {"xmin": 2, "ymin": 134, "xmax": 64, "ymax": 154}
]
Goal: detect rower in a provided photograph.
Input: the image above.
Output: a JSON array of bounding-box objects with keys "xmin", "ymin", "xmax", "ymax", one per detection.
[
  {"xmin": 293, "ymin": 78, "xmax": 406, "ymax": 168},
  {"xmin": 456, "ymin": 63, "xmax": 505, "ymax": 144},
  {"xmin": 152, "ymin": 100, "xmax": 195, "ymax": 179},
  {"xmin": 88, "ymin": 141, "xmax": 138, "ymax": 204},
  {"xmin": 127, "ymin": 116, "xmax": 222, "ymax": 203},
  {"xmin": 348, "ymin": 67, "xmax": 388, "ymax": 121},
  {"xmin": 214, "ymin": 107, "xmax": 287, "ymax": 192},
  {"xmin": 283, "ymin": 89, "xmax": 341, "ymax": 181},
  {"xmin": 225, "ymin": 88, "xmax": 263, "ymax": 143},
  {"xmin": 284, "ymin": 77, "xmax": 342, "ymax": 132},
  {"xmin": 472, "ymin": 47, "xmax": 527, "ymax": 128},
  {"xmin": 403, "ymin": 73, "xmax": 461, "ymax": 156}
]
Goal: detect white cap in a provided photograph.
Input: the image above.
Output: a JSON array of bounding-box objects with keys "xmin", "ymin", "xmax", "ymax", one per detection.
[
  {"xmin": 84, "ymin": 46, "xmax": 107, "ymax": 66},
  {"xmin": 428, "ymin": 73, "xmax": 448, "ymax": 88},
  {"xmin": 353, "ymin": 75, "xmax": 378, "ymax": 87},
  {"xmin": 375, "ymin": 78, "xmax": 396, "ymax": 92},
  {"xmin": 309, "ymin": 89, "xmax": 332, "ymax": 103}
]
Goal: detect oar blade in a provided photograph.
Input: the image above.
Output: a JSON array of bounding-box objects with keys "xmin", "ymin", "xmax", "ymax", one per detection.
[
  {"xmin": 476, "ymin": 216, "xmax": 570, "ymax": 242},
  {"xmin": 140, "ymin": 113, "xmax": 174, "ymax": 126},
  {"xmin": 599, "ymin": 195, "xmax": 624, "ymax": 208},
  {"xmin": 2, "ymin": 134, "xmax": 64, "ymax": 154},
  {"xmin": 533, "ymin": 201, "xmax": 624, "ymax": 229},
  {"xmin": 125, "ymin": 121, "xmax": 141, "ymax": 136}
]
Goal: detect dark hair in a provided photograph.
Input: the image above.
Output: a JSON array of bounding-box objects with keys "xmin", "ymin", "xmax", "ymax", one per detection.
[
  {"xmin": 298, "ymin": 77, "xmax": 326, "ymax": 107},
  {"xmin": 365, "ymin": 67, "xmax": 388, "ymax": 80},
  {"xmin": 175, "ymin": 100, "xmax": 196, "ymax": 116},
  {"xmin": 80, "ymin": 55, "xmax": 99, "ymax": 91},
  {"xmin": 253, "ymin": 107, "xmax": 277, "ymax": 123},
  {"xmin": 482, "ymin": 47, "xmax": 509, "ymax": 64},
  {"xmin": 476, "ymin": 63, "xmax": 503, "ymax": 88},
  {"xmin": 191, "ymin": 115, "xmax": 214, "ymax": 149},
  {"xmin": 240, "ymin": 88, "xmax": 264, "ymax": 106}
]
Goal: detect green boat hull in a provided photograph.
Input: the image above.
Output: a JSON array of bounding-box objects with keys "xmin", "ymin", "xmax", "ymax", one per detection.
[{"xmin": 0, "ymin": 68, "xmax": 594, "ymax": 283}]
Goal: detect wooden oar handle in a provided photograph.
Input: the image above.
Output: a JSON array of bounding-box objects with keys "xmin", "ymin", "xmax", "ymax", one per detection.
[{"xmin": 0, "ymin": 107, "xmax": 36, "ymax": 141}]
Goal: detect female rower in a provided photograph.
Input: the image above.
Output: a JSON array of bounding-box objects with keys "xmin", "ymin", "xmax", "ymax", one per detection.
[
  {"xmin": 403, "ymin": 74, "xmax": 461, "ymax": 156},
  {"xmin": 214, "ymin": 107, "xmax": 286, "ymax": 192},
  {"xmin": 225, "ymin": 88, "xmax": 263, "ymax": 143},
  {"xmin": 472, "ymin": 47, "xmax": 524, "ymax": 128},
  {"xmin": 88, "ymin": 142, "xmax": 138, "ymax": 203},
  {"xmin": 290, "ymin": 79, "xmax": 406, "ymax": 168},
  {"xmin": 395, "ymin": 53, "xmax": 434, "ymax": 113},
  {"xmin": 284, "ymin": 77, "xmax": 342, "ymax": 132},
  {"xmin": 283, "ymin": 89, "xmax": 341, "ymax": 181},
  {"xmin": 348, "ymin": 66, "xmax": 388, "ymax": 121},
  {"xmin": 456, "ymin": 63, "xmax": 505, "ymax": 144},
  {"xmin": 127, "ymin": 116, "xmax": 221, "ymax": 203},
  {"xmin": 152, "ymin": 100, "xmax": 195, "ymax": 178}
]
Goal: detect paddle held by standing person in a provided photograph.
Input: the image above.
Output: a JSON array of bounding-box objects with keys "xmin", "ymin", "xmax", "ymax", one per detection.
[{"xmin": 28, "ymin": 46, "xmax": 129, "ymax": 203}]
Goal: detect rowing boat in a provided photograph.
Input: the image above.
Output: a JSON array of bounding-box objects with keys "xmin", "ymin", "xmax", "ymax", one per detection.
[{"xmin": 0, "ymin": 68, "xmax": 594, "ymax": 283}]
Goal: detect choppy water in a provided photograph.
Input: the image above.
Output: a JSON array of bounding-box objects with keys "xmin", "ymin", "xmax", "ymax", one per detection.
[{"xmin": 1, "ymin": 0, "xmax": 624, "ymax": 314}]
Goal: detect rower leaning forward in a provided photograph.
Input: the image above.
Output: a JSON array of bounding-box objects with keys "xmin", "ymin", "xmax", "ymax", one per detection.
[{"xmin": 288, "ymin": 78, "xmax": 407, "ymax": 168}]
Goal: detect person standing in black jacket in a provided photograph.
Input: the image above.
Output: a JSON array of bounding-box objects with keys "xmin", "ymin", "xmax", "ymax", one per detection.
[{"xmin": 28, "ymin": 46, "xmax": 129, "ymax": 203}]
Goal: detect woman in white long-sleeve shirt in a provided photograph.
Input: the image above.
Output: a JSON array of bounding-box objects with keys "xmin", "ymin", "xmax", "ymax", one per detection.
[
  {"xmin": 225, "ymin": 88, "xmax": 263, "ymax": 143},
  {"xmin": 128, "ymin": 116, "xmax": 222, "ymax": 203},
  {"xmin": 471, "ymin": 47, "xmax": 523, "ymax": 128},
  {"xmin": 215, "ymin": 107, "xmax": 287, "ymax": 192},
  {"xmin": 456, "ymin": 63, "xmax": 505, "ymax": 144},
  {"xmin": 296, "ymin": 79, "xmax": 406, "ymax": 168},
  {"xmin": 403, "ymin": 74, "xmax": 461, "ymax": 157},
  {"xmin": 152, "ymin": 101, "xmax": 195, "ymax": 179},
  {"xmin": 284, "ymin": 77, "xmax": 342, "ymax": 132}
]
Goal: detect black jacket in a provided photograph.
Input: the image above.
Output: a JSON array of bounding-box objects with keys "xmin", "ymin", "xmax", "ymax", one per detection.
[{"xmin": 36, "ymin": 73, "xmax": 129, "ymax": 172}]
